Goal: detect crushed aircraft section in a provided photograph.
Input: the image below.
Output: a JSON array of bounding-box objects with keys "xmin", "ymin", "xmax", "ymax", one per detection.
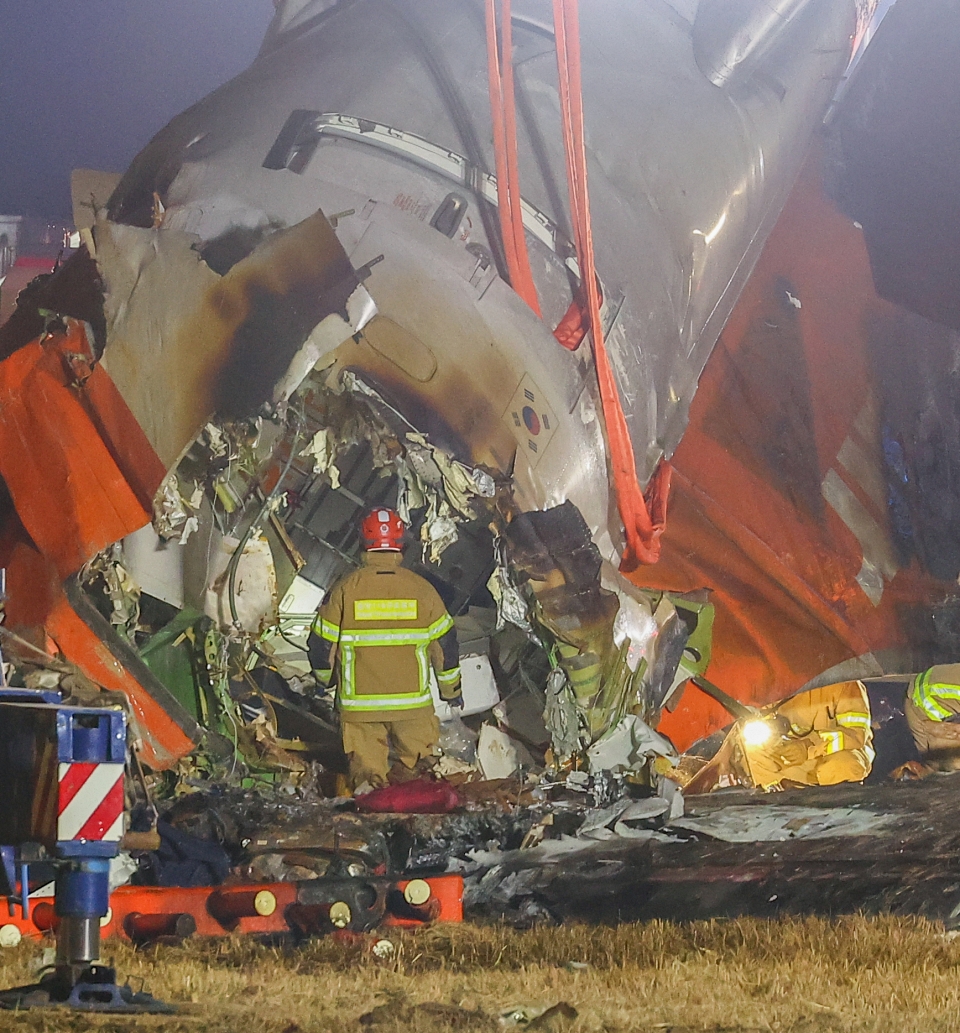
[{"xmin": 8, "ymin": 0, "xmax": 960, "ymax": 950}]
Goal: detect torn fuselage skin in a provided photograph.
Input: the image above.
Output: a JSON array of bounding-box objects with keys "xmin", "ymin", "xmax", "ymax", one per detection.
[
  {"xmin": 0, "ymin": 204, "xmax": 710, "ymax": 780},
  {"xmin": 84, "ymin": 170, "xmax": 691, "ymax": 769},
  {"xmin": 121, "ymin": 351, "xmax": 718, "ymax": 776},
  {"xmin": 64, "ymin": 0, "xmax": 872, "ymax": 770},
  {"xmin": 0, "ymin": 192, "xmax": 708, "ymax": 780}
]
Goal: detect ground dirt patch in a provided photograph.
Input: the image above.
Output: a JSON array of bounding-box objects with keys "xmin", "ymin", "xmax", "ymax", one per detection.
[{"xmin": 0, "ymin": 917, "xmax": 957, "ymax": 1032}]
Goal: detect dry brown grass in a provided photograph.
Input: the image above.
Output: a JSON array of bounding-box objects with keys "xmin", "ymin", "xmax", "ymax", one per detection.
[{"xmin": 1, "ymin": 916, "xmax": 959, "ymax": 1032}]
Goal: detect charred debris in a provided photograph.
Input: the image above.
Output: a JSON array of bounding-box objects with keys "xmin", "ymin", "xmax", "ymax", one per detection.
[
  {"xmin": 0, "ymin": 244, "xmax": 709, "ymax": 798},
  {"xmin": 0, "ymin": 230, "xmax": 951, "ymax": 931},
  {"xmin": 76, "ymin": 341, "xmax": 710, "ymax": 799}
]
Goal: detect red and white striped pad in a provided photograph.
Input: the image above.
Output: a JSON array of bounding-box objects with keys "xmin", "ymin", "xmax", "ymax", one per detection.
[{"xmin": 56, "ymin": 763, "xmax": 124, "ymax": 842}]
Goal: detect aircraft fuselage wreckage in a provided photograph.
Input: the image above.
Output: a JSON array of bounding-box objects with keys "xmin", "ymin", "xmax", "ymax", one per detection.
[{"xmin": 0, "ymin": 0, "xmax": 917, "ymax": 770}]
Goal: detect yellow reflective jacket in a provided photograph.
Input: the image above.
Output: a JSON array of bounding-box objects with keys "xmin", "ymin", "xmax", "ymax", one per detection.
[
  {"xmin": 307, "ymin": 551, "xmax": 461, "ymax": 722},
  {"xmin": 745, "ymin": 680, "xmax": 875, "ymax": 788},
  {"xmin": 909, "ymin": 663, "xmax": 960, "ymax": 722}
]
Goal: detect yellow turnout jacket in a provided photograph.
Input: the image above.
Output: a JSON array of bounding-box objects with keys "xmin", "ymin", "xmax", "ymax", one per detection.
[{"xmin": 307, "ymin": 551, "xmax": 461, "ymax": 722}]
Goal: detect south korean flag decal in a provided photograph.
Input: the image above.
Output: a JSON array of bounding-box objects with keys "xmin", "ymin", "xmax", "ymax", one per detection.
[{"xmin": 503, "ymin": 374, "xmax": 558, "ymax": 467}]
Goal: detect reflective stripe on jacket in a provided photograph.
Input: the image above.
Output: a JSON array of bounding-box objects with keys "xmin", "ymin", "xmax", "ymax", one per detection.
[
  {"xmin": 911, "ymin": 665, "xmax": 960, "ymax": 722},
  {"xmin": 307, "ymin": 551, "xmax": 460, "ymax": 720}
]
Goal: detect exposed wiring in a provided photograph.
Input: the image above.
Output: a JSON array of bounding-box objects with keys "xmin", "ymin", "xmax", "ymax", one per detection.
[
  {"xmin": 226, "ymin": 407, "xmax": 305, "ymax": 635},
  {"xmin": 212, "ymin": 634, "xmax": 241, "ymax": 779},
  {"xmin": 273, "ymin": 620, "xmax": 311, "ymax": 653},
  {"xmin": 127, "ymin": 743, "xmax": 159, "ymax": 825},
  {"xmin": 0, "ymin": 625, "xmax": 73, "ymax": 672}
]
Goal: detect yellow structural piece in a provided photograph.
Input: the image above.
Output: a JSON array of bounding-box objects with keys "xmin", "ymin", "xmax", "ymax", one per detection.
[
  {"xmin": 254, "ymin": 890, "xmax": 277, "ymax": 917},
  {"xmin": 403, "ymin": 879, "xmax": 432, "ymax": 906},
  {"xmin": 329, "ymin": 901, "xmax": 352, "ymax": 928}
]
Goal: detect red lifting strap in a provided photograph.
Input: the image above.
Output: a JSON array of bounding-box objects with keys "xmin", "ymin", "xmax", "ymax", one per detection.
[
  {"xmin": 550, "ymin": 0, "xmax": 671, "ymax": 570},
  {"xmin": 484, "ymin": 0, "xmax": 671, "ymax": 567},
  {"xmin": 485, "ymin": 0, "xmax": 541, "ymax": 316}
]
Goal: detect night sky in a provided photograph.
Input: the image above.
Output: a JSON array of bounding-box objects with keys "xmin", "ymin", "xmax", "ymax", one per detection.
[
  {"xmin": 0, "ymin": 0, "xmax": 273, "ymax": 221},
  {"xmin": 0, "ymin": 0, "xmax": 904, "ymax": 224}
]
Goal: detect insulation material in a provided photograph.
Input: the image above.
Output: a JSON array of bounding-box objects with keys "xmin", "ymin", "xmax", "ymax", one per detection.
[
  {"xmin": 658, "ymin": 777, "xmax": 686, "ymax": 821},
  {"xmin": 586, "ymin": 714, "xmax": 677, "ymax": 774},
  {"xmin": 82, "ymin": 545, "xmax": 141, "ymax": 641},
  {"xmin": 205, "ymin": 534, "xmax": 279, "ymax": 634},
  {"xmin": 395, "ymin": 429, "xmax": 489, "ymax": 560},
  {"xmin": 487, "ymin": 563, "xmax": 533, "ymax": 633},
  {"xmin": 300, "ymin": 427, "xmax": 341, "ymax": 487},
  {"xmin": 576, "ymin": 797, "xmax": 671, "ymax": 841},
  {"xmin": 421, "ymin": 496, "xmax": 459, "ymax": 564},
  {"xmin": 672, "ymin": 805, "xmax": 895, "ymax": 843},
  {"xmin": 477, "ymin": 724, "xmax": 521, "ymax": 780},
  {"xmin": 396, "ymin": 457, "xmax": 428, "ymax": 524},
  {"xmin": 613, "ymin": 798, "xmax": 675, "ymax": 839},
  {"xmin": 543, "ymin": 668, "xmax": 580, "ymax": 761},
  {"xmin": 153, "ymin": 473, "xmax": 197, "ymax": 543},
  {"xmin": 438, "ymin": 715, "xmax": 478, "ymax": 766},
  {"xmin": 411, "ymin": 434, "xmax": 481, "ymax": 517}
]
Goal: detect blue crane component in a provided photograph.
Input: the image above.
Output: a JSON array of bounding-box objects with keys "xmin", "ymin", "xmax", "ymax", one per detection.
[{"xmin": 0, "ymin": 688, "xmax": 171, "ymax": 1013}]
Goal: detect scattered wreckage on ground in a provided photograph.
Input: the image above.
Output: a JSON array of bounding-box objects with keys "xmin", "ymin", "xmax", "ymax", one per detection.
[
  {"xmin": 2, "ymin": 550, "xmax": 952, "ymax": 947},
  {"xmin": 7, "ymin": 0, "xmax": 960, "ymax": 948}
]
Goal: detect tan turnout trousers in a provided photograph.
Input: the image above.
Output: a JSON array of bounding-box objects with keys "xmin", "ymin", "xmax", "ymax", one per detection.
[{"xmin": 340, "ymin": 710, "xmax": 440, "ymax": 788}]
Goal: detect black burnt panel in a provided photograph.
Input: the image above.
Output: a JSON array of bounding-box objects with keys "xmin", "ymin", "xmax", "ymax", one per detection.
[
  {"xmin": 833, "ymin": 0, "xmax": 960, "ymax": 332},
  {"xmin": 0, "ymin": 247, "xmax": 105, "ymax": 360},
  {"xmin": 702, "ymin": 278, "xmax": 824, "ymax": 523},
  {"xmin": 865, "ymin": 308, "xmax": 960, "ymax": 581}
]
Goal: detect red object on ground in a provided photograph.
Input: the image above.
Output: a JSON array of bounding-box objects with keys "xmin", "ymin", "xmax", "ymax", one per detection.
[
  {"xmin": 355, "ymin": 779, "xmax": 463, "ymax": 814},
  {"xmin": 11, "ymin": 256, "xmax": 58, "ymax": 270}
]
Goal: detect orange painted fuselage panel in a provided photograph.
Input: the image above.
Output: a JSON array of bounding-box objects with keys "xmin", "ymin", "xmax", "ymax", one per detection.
[{"xmin": 637, "ymin": 153, "xmax": 947, "ymax": 751}]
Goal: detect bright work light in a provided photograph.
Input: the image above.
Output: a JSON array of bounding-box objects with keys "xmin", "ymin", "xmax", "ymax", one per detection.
[{"xmin": 741, "ymin": 718, "xmax": 774, "ymax": 747}]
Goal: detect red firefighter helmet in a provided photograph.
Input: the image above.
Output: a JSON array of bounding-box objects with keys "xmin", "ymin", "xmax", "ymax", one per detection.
[{"xmin": 360, "ymin": 507, "xmax": 406, "ymax": 551}]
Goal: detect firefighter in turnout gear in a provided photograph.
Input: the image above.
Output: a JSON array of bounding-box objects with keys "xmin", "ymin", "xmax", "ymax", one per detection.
[
  {"xmin": 307, "ymin": 507, "xmax": 462, "ymax": 789},
  {"xmin": 740, "ymin": 680, "xmax": 875, "ymax": 789},
  {"xmin": 906, "ymin": 664, "xmax": 960, "ymax": 770}
]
